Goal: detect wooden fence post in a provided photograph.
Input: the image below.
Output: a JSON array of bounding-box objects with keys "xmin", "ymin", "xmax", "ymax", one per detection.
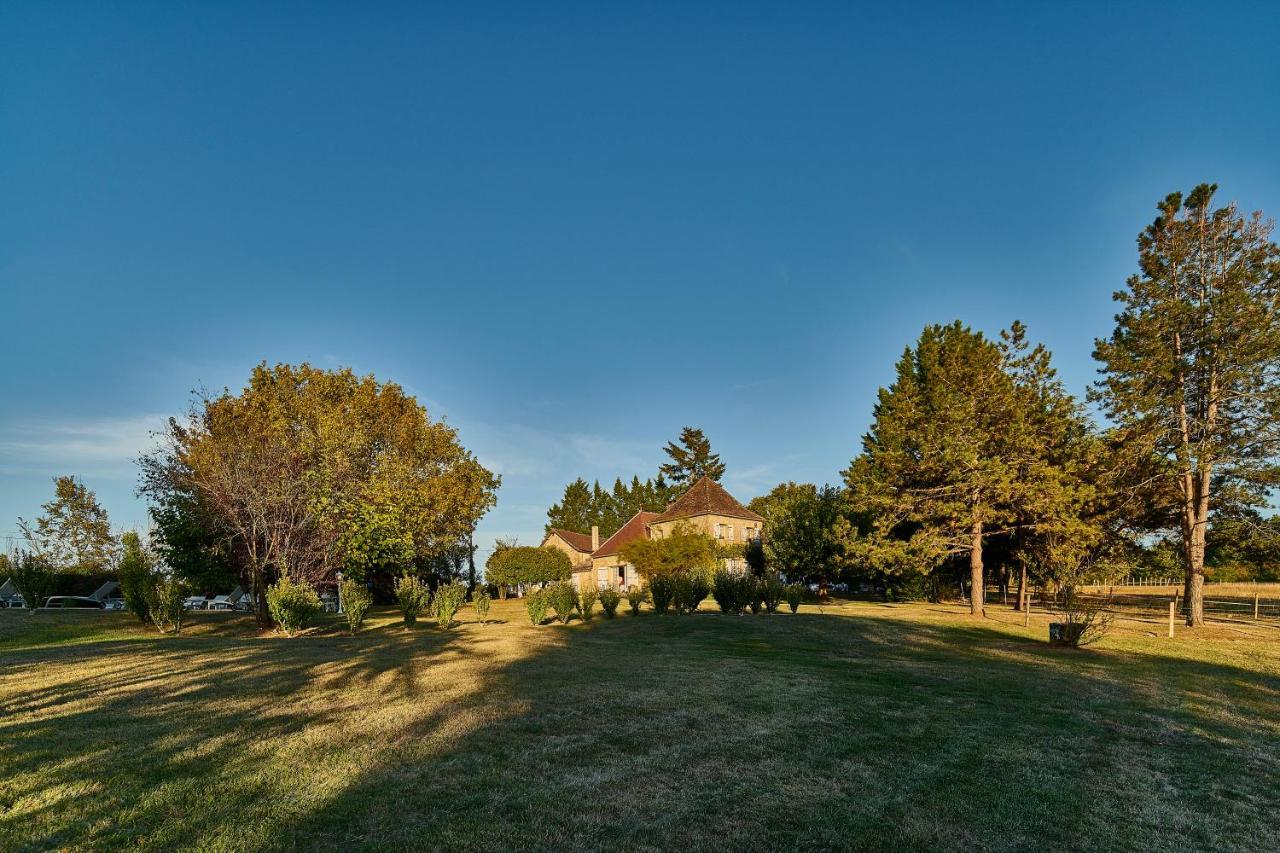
[
  {"xmin": 1254, "ymin": 594, "xmax": 1260, "ymax": 621},
  {"xmin": 1168, "ymin": 601, "xmax": 1175, "ymax": 638}
]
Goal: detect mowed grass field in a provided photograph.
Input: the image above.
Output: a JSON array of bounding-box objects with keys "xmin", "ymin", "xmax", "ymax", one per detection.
[{"xmin": 2, "ymin": 599, "xmax": 1278, "ymax": 852}]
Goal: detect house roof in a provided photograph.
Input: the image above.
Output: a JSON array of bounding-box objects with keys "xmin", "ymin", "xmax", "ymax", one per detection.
[
  {"xmin": 546, "ymin": 528, "xmax": 595, "ymax": 554},
  {"xmin": 592, "ymin": 511, "xmax": 661, "ymax": 558},
  {"xmin": 649, "ymin": 476, "xmax": 765, "ymax": 524}
]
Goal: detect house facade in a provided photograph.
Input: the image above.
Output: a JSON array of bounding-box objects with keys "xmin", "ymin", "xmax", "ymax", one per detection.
[{"xmin": 539, "ymin": 477, "xmax": 764, "ymax": 591}]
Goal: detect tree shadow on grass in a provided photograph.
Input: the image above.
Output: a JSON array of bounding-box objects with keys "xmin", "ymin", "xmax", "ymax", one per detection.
[
  {"xmin": 0, "ymin": 618, "xmax": 492, "ymax": 850},
  {"xmin": 3, "ymin": 609, "xmax": 1279, "ymax": 851},
  {"xmin": 262, "ymin": 611, "xmax": 1280, "ymax": 852}
]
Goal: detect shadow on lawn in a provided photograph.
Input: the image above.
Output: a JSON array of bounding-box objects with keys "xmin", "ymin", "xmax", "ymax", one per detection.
[
  {"xmin": 277, "ymin": 612, "xmax": 1280, "ymax": 852},
  {"xmin": 2, "ymin": 609, "xmax": 1279, "ymax": 851}
]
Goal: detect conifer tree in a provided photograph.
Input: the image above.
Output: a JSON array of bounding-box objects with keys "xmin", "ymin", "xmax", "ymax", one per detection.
[
  {"xmin": 660, "ymin": 427, "xmax": 726, "ymax": 487},
  {"xmin": 844, "ymin": 322, "xmax": 1092, "ymax": 616},
  {"xmin": 1094, "ymin": 184, "xmax": 1280, "ymax": 626}
]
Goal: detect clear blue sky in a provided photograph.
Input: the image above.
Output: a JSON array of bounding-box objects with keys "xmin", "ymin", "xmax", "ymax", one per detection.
[{"xmin": 2, "ymin": 2, "xmax": 1278, "ymax": 560}]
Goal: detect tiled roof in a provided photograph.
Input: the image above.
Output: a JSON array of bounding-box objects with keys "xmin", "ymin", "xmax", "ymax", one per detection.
[
  {"xmin": 571, "ymin": 560, "xmax": 593, "ymax": 573},
  {"xmin": 547, "ymin": 528, "xmax": 595, "ymax": 554},
  {"xmin": 649, "ymin": 476, "xmax": 765, "ymax": 524},
  {"xmin": 592, "ymin": 511, "xmax": 661, "ymax": 558}
]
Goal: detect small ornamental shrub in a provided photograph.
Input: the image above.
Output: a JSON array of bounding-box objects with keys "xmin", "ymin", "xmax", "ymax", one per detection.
[
  {"xmin": 599, "ymin": 586, "xmax": 621, "ymax": 618},
  {"xmin": 267, "ymin": 576, "xmax": 321, "ymax": 637},
  {"xmin": 10, "ymin": 552, "xmax": 56, "ymax": 612},
  {"xmin": 713, "ymin": 569, "xmax": 753, "ymax": 614},
  {"xmin": 690, "ymin": 575, "xmax": 711, "ymax": 612},
  {"xmin": 649, "ymin": 576, "xmax": 675, "ymax": 615},
  {"xmin": 118, "ymin": 533, "xmax": 157, "ymax": 624},
  {"xmin": 526, "ymin": 590, "xmax": 549, "ymax": 625},
  {"xmin": 473, "ymin": 587, "xmax": 492, "ymax": 622},
  {"xmin": 149, "ymin": 576, "xmax": 187, "ymax": 635},
  {"xmin": 340, "ymin": 578, "xmax": 373, "ymax": 634},
  {"xmin": 761, "ymin": 573, "xmax": 786, "ymax": 614},
  {"xmin": 394, "ymin": 573, "xmax": 431, "ymax": 627},
  {"xmin": 785, "ymin": 583, "xmax": 804, "ymax": 613},
  {"xmin": 546, "ymin": 581, "xmax": 578, "ymax": 624},
  {"xmin": 673, "ymin": 575, "xmax": 709, "ymax": 614},
  {"xmin": 747, "ymin": 577, "xmax": 764, "ymax": 615},
  {"xmin": 626, "ymin": 586, "xmax": 648, "ymax": 616},
  {"xmin": 434, "ymin": 580, "xmax": 468, "ymax": 628},
  {"xmin": 578, "ymin": 584, "xmax": 599, "ymax": 621},
  {"xmin": 1050, "ymin": 586, "xmax": 1115, "ymax": 648}
]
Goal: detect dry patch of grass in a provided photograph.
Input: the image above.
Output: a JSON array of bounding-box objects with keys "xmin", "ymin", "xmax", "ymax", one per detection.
[{"xmin": 1, "ymin": 599, "xmax": 1278, "ymax": 851}]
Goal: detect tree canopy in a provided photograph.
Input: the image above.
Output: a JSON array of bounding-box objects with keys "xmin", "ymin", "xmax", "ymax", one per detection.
[
  {"xmin": 660, "ymin": 427, "xmax": 725, "ymax": 487},
  {"xmin": 141, "ymin": 363, "xmax": 499, "ymax": 625},
  {"xmin": 485, "ymin": 546, "xmax": 571, "ymax": 589},
  {"xmin": 546, "ymin": 475, "xmax": 677, "ymax": 538},
  {"xmin": 843, "ymin": 322, "xmax": 1093, "ymax": 615},
  {"xmin": 749, "ymin": 482, "xmax": 844, "ymax": 584},
  {"xmin": 18, "ymin": 476, "xmax": 116, "ymax": 573},
  {"xmin": 619, "ymin": 522, "xmax": 720, "ymax": 583}
]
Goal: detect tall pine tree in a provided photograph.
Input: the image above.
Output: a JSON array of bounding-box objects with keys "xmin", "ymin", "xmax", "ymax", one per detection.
[
  {"xmin": 1094, "ymin": 184, "xmax": 1280, "ymax": 626},
  {"xmin": 660, "ymin": 427, "xmax": 726, "ymax": 487}
]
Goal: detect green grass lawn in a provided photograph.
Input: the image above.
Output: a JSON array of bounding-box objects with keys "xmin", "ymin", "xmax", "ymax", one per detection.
[{"xmin": 1, "ymin": 599, "xmax": 1277, "ymax": 851}]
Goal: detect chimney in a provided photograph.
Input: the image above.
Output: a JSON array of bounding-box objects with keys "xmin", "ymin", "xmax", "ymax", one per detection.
[{"xmin": 591, "ymin": 525, "xmax": 600, "ymax": 551}]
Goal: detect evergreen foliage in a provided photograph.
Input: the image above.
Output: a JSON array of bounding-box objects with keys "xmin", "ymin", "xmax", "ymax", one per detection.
[
  {"xmin": 660, "ymin": 426, "xmax": 726, "ymax": 487},
  {"xmin": 1093, "ymin": 184, "xmax": 1280, "ymax": 626}
]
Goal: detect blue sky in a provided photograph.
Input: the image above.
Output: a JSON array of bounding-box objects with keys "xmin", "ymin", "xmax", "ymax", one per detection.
[{"xmin": 2, "ymin": 2, "xmax": 1278, "ymax": 561}]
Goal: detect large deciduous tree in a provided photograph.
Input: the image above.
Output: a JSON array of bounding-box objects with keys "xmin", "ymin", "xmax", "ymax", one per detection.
[
  {"xmin": 1093, "ymin": 185, "xmax": 1280, "ymax": 626},
  {"xmin": 484, "ymin": 546, "xmax": 571, "ymax": 594},
  {"xmin": 844, "ymin": 322, "xmax": 1091, "ymax": 616},
  {"xmin": 18, "ymin": 475, "xmax": 116, "ymax": 572},
  {"xmin": 749, "ymin": 482, "xmax": 844, "ymax": 586},
  {"xmin": 140, "ymin": 363, "xmax": 499, "ymax": 626},
  {"xmin": 660, "ymin": 427, "xmax": 726, "ymax": 487}
]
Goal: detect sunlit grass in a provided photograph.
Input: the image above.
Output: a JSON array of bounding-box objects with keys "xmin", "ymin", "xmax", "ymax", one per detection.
[{"xmin": 1, "ymin": 599, "xmax": 1277, "ymax": 851}]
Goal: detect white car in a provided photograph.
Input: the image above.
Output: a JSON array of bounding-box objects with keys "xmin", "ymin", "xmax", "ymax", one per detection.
[
  {"xmin": 183, "ymin": 595, "xmax": 209, "ymax": 610},
  {"xmin": 41, "ymin": 596, "xmax": 106, "ymax": 610}
]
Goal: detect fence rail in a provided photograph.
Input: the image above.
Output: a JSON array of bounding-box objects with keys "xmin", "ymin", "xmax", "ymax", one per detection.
[{"xmin": 1020, "ymin": 589, "xmax": 1280, "ymax": 624}]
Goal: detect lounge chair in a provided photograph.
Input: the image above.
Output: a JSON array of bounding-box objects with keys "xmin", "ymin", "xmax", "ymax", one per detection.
[{"xmin": 208, "ymin": 586, "xmax": 245, "ymax": 610}]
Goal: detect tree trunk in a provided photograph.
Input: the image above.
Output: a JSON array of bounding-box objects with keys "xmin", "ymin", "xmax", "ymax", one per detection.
[
  {"xmin": 467, "ymin": 532, "xmax": 477, "ymax": 592},
  {"xmin": 251, "ymin": 566, "xmax": 271, "ymax": 629},
  {"xmin": 1185, "ymin": 509, "xmax": 1207, "ymax": 627},
  {"xmin": 1014, "ymin": 562, "xmax": 1027, "ymax": 612},
  {"xmin": 969, "ymin": 518, "xmax": 985, "ymax": 617},
  {"xmin": 1181, "ymin": 468, "xmax": 1210, "ymax": 627}
]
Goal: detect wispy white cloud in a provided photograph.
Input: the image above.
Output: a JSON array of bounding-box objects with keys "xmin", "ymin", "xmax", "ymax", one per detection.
[
  {"xmin": 0, "ymin": 414, "xmax": 168, "ymax": 477},
  {"xmin": 464, "ymin": 421, "xmax": 654, "ymax": 482}
]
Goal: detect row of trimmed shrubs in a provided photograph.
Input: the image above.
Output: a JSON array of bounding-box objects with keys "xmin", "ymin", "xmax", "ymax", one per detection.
[
  {"xmin": 524, "ymin": 581, "xmax": 634, "ymax": 625},
  {"xmin": 266, "ymin": 574, "xmax": 493, "ymax": 636},
  {"xmin": 524, "ymin": 571, "xmax": 804, "ymax": 625}
]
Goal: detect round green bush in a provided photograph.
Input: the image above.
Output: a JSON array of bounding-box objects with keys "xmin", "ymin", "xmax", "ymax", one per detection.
[{"xmin": 267, "ymin": 576, "xmax": 323, "ymax": 637}]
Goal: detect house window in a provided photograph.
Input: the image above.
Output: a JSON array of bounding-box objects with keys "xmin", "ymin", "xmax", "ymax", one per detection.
[{"xmin": 728, "ymin": 525, "xmax": 736, "ymax": 540}]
